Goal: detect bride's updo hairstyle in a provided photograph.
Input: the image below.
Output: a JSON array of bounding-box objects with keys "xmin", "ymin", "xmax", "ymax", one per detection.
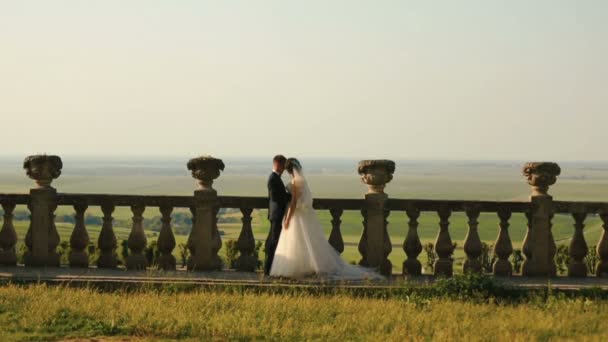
[{"xmin": 285, "ymin": 158, "xmax": 302, "ymax": 175}]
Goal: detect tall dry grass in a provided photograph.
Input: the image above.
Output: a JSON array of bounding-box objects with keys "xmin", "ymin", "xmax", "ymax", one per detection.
[{"xmin": 0, "ymin": 284, "xmax": 607, "ymax": 341}]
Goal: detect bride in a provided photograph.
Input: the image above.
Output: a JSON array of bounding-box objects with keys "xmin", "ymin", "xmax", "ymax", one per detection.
[{"xmin": 269, "ymin": 158, "xmax": 383, "ymax": 280}]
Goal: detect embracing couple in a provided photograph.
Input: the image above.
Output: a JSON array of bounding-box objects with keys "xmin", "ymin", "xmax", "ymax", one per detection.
[{"xmin": 264, "ymin": 155, "xmax": 382, "ymax": 280}]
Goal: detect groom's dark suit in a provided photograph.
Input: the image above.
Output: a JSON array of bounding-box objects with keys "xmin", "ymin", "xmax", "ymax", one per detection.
[{"xmin": 265, "ymin": 171, "xmax": 291, "ymax": 275}]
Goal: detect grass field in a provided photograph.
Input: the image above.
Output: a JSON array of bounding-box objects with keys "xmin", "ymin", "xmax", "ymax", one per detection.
[{"xmin": 1, "ymin": 283, "xmax": 608, "ymax": 341}]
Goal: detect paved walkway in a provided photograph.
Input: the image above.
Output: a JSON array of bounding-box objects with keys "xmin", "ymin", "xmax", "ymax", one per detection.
[{"xmin": 2, "ymin": 266, "xmax": 608, "ymax": 290}]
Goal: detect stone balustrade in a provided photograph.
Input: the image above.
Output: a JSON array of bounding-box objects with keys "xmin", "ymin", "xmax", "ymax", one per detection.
[{"xmin": 0, "ymin": 154, "xmax": 607, "ymax": 280}]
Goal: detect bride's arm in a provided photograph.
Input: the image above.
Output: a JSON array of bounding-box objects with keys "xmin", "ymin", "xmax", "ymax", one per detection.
[{"xmin": 283, "ymin": 180, "xmax": 298, "ymax": 229}]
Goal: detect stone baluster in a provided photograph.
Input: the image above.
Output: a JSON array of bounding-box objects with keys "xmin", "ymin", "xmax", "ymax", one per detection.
[
  {"xmin": 186, "ymin": 156, "xmax": 224, "ymax": 271},
  {"xmin": 463, "ymin": 207, "xmax": 482, "ymax": 274},
  {"xmin": 403, "ymin": 207, "xmax": 422, "ymax": 276},
  {"xmin": 236, "ymin": 208, "xmax": 256, "ymax": 271},
  {"xmin": 596, "ymin": 210, "xmax": 608, "ymax": 277},
  {"xmin": 492, "ymin": 209, "xmax": 513, "ymax": 276},
  {"xmin": 24, "ymin": 203, "xmax": 33, "ymax": 265},
  {"xmin": 0, "ymin": 201, "xmax": 18, "ymax": 265},
  {"xmin": 549, "ymin": 213, "xmax": 557, "ymax": 276},
  {"xmin": 328, "ymin": 208, "xmax": 344, "ymax": 254},
  {"xmin": 47, "ymin": 202, "xmax": 61, "ymax": 267},
  {"xmin": 521, "ymin": 210, "xmax": 532, "ymax": 274},
  {"xmin": 521, "ymin": 162, "xmax": 560, "ymax": 277},
  {"xmin": 357, "ymin": 160, "xmax": 395, "ymax": 276},
  {"xmin": 187, "ymin": 206, "xmax": 195, "ymax": 266},
  {"xmin": 434, "ymin": 208, "xmax": 454, "ymax": 277},
  {"xmin": 358, "ymin": 208, "xmax": 368, "ymax": 266},
  {"xmin": 157, "ymin": 205, "xmax": 176, "ymax": 270},
  {"xmin": 568, "ymin": 211, "xmax": 588, "ymax": 277},
  {"xmin": 97, "ymin": 202, "xmax": 117, "ymax": 268},
  {"xmin": 69, "ymin": 202, "xmax": 90, "ymax": 268},
  {"xmin": 22, "ymin": 154, "xmax": 62, "ymax": 267},
  {"xmin": 381, "ymin": 209, "xmax": 393, "ymax": 276},
  {"xmin": 126, "ymin": 204, "xmax": 147, "ymax": 270},
  {"xmin": 211, "ymin": 206, "xmax": 223, "ymax": 269}
]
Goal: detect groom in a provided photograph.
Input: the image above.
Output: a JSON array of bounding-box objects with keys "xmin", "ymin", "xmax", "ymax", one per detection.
[{"xmin": 264, "ymin": 154, "xmax": 291, "ymax": 275}]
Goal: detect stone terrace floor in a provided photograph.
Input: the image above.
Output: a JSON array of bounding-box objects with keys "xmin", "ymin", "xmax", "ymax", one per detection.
[{"xmin": 1, "ymin": 267, "xmax": 608, "ymax": 290}]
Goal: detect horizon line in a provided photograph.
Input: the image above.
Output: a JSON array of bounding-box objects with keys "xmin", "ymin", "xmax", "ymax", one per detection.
[{"xmin": 1, "ymin": 154, "xmax": 607, "ymax": 164}]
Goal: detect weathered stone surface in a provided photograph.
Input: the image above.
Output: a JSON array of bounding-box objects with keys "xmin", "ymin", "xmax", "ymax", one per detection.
[
  {"xmin": 522, "ymin": 162, "xmax": 560, "ymax": 277},
  {"xmin": 568, "ymin": 211, "xmax": 588, "ymax": 277},
  {"xmin": 235, "ymin": 208, "xmax": 256, "ymax": 272},
  {"xmin": 210, "ymin": 206, "xmax": 223, "ymax": 270},
  {"xmin": 157, "ymin": 205, "xmax": 177, "ymax": 271},
  {"xmin": 596, "ymin": 210, "xmax": 608, "ymax": 277},
  {"xmin": 328, "ymin": 208, "xmax": 344, "ymax": 254},
  {"xmin": 463, "ymin": 207, "xmax": 482, "ymax": 274},
  {"xmin": 363, "ymin": 192, "xmax": 390, "ymax": 275},
  {"xmin": 69, "ymin": 202, "xmax": 90, "ymax": 268},
  {"xmin": 358, "ymin": 160, "xmax": 394, "ymax": 276},
  {"xmin": 434, "ymin": 208, "xmax": 454, "ymax": 277},
  {"xmin": 492, "ymin": 209, "xmax": 513, "ymax": 276},
  {"xmin": 403, "ymin": 207, "xmax": 422, "ymax": 276},
  {"xmin": 24, "ymin": 187, "xmax": 58, "ymax": 267},
  {"xmin": 97, "ymin": 203, "xmax": 117, "ymax": 268},
  {"xmin": 358, "ymin": 209, "xmax": 368, "ymax": 267},
  {"xmin": 380, "ymin": 209, "xmax": 392, "ymax": 276},
  {"xmin": 23, "ymin": 154, "xmax": 62, "ymax": 189},
  {"xmin": 20, "ymin": 155, "xmax": 62, "ymax": 267},
  {"xmin": 126, "ymin": 204, "xmax": 147, "ymax": 270},
  {"xmin": 187, "ymin": 156, "xmax": 225, "ymax": 191},
  {"xmin": 522, "ymin": 162, "xmax": 561, "ymax": 197},
  {"xmin": 0, "ymin": 201, "xmax": 17, "ymax": 265},
  {"xmin": 187, "ymin": 156, "xmax": 224, "ymax": 271},
  {"xmin": 357, "ymin": 160, "xmax": 395, "ymax": 194}
]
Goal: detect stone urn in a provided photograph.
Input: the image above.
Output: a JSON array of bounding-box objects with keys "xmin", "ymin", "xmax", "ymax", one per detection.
[
  {"xmin": 187, "ymin": 155, "xmax": 225, "ymax": 190},
  {"xmin": 23, "ymin": 154, "xmax": 63, "ymax": 188},
  {"xmin": 522, "ymin": 162, "xmax": 561, "ymax": 196},
  {"xmin": 357, "ymin": 160, "xmax": 396, "ymax": 194}
]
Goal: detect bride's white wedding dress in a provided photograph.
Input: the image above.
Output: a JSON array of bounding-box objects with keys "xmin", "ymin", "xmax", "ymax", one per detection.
[{"xmin": 269, "ymin": 170, "xmax": 383, "ymax": 281}]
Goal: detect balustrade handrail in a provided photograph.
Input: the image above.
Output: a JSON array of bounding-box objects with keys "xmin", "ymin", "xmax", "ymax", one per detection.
[{"xmin": 3, "ymin": 192, "xmax": 608, "ymax": 214}]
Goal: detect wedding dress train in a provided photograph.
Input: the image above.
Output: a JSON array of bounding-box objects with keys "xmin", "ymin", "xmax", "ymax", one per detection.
[{"xmin": 269, "ymin": 170, "xmax": 383, "ymax": 281}]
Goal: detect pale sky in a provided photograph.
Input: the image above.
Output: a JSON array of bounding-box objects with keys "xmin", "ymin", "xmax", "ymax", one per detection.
[{"xmin": 1, "ymin": 1, "xmax": 606, "ymax": 160}]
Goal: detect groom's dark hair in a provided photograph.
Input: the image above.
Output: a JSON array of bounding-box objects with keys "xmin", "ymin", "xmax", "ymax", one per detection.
[{"xmin": 273, "ymin": 154, "xmax": 287, "ymax": 165}]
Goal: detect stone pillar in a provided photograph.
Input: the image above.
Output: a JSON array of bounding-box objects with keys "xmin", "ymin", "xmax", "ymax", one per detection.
[
  {"xmin": 22, "ymin": 154, "xmax": 62, "ymax": 267},
  {"xmin": 186, "ymin": 156, "xmax": 224, "ymax": 271},
  {"xmin": 357, "ymin": 159, "xmax": 395, "ymax": 276},
  {"xmin": 521, "ymin": 162, "xmax": 560, "ymax": 277},
  {"xmin": 0, "ymin": 201, "xmax": 18, "ymax": 265},
  {"xmin": 126, "ymin": 204, "xmax": 147, "ymax": 270}
]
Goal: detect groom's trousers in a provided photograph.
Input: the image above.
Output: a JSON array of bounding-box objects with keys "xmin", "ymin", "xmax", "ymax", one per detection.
[{"xmin": 264, "ymin": 218, "xmax": 283, "ymax": 275}]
